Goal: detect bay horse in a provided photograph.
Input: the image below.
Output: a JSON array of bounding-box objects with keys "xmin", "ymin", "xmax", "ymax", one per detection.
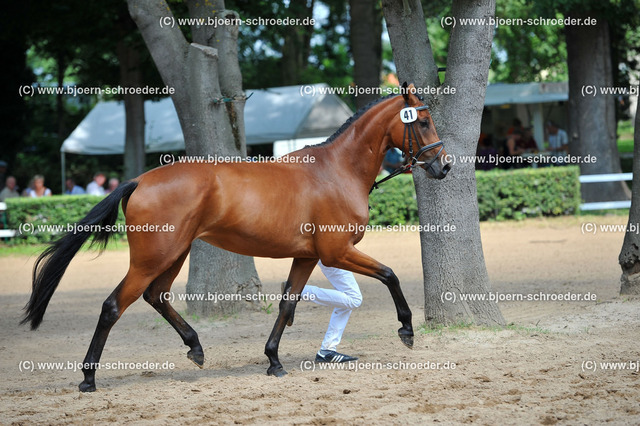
[{"xmin": 22, "ymin": 84, "xmax": 451, "ymax": 392}]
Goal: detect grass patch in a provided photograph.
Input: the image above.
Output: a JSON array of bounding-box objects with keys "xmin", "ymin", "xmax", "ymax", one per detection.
[{"xmin": 0, "ymin": 239, "xmax": 129, "ymax": 257}]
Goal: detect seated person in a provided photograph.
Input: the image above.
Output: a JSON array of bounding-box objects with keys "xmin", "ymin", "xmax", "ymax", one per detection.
[
  {"xmin": 476, "ymin": 134, "xmax": 497, "ymax": 171},
  {"xmin": 65, "ymin": 178, "xmax": 86, "ymax": 195},
  {"xmin": 502, "ymin": 130, "xmax": 526, "ymax": 169}
]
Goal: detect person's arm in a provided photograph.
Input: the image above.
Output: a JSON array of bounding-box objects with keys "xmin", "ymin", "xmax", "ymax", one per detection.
[
  {"xmin": 506, "ymin": 138, "xmax": 524, "ymax": 156},
  {"xmin": 561, "ymin": 131, "xmax": 569, "ymax": 153}
]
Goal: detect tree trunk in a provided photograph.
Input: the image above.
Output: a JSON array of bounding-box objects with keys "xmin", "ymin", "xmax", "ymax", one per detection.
[
  {"xmin": 281, "ymin": 0, "xmax": 314, "ymax": 85},
  {"xmin": 349, "ymin": 0, "xmax": 382, "ymax": 109},
  {"xmin": 618, "ymin": 106, "xmax": 640, "ymax": 295},
  {"xmin": 566, "ymin": 16, "xmax": 630, "ymax": 203},
  {"xmin": 116, "ymin": 40, "xmax": 145, "ymax": 180},
  {"xmin": 128, "ymin": 0, "xmax": 261, "ymax": 316},
  {"xmin": 383, "ymin": 0, "xmax": 504, "ymax": 326}
]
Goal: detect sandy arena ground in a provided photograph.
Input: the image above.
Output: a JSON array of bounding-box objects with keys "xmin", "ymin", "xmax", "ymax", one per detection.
[{"xmin": 1, "ymin": 215, "xmax": 639, "ymax": 424}]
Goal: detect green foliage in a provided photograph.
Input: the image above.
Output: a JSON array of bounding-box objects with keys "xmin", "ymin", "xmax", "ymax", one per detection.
[
  {"xmin": 490, "ymin": 0, "xmax": 568, "ymax": 83},
  {"xmin": 476, "ymin": 166, "xmax": 581, "ymax": 220},
  {"xmin": 369, "ymin": 175, "xmax": 419, "ymax": 225},
  {"xmin": 4, "ymin": 195, "xmax": 126, "ymax": 245},
  {"xmin": 368, "ymin": 166, "xmax": 581, "ymax": 225},
  {"xmin": 617, "ymin": 119, "xmax": 635, "ymax": 153}
]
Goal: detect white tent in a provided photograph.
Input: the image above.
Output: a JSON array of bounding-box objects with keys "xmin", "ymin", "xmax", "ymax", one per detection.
[{"xmin": 60, "ymin": 83, "xmax": 353, "ymax": 188}]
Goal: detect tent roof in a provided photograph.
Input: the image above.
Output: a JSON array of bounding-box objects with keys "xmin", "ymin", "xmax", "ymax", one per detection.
[
  {"xmin": 61, "ymin": 83, "xmax": 353, "ymax": 155},
  {"xmin": 484, "ymin": 82, "xmax": 568, "ymax": 106}
]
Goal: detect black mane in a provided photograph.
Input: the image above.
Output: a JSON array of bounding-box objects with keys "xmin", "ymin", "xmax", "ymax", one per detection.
[{"xmin": 314, "ymin": 93, "xmax": 400, "ymax": 147}]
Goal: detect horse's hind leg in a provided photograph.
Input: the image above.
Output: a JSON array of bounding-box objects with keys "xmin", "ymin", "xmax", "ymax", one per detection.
[
  {"xmin": 265, "ymin": 258, "xmax": 318, "ymax": 377},
  {"xmin": 322, "ymin": 246, "xmax": 414, "ymax": 348},
  {"xmin": 143, "ymin": 248, "xmax": 204, "ymax": 367},
  {"xmin": 79, "ymin": 267, "xmax": 155, "ymax": 392}
]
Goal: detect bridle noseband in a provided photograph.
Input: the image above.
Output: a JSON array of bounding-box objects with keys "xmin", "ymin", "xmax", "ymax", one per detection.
[{"xmin": 370, "ymin": 103, "xmax": 444, "ymax": 194}]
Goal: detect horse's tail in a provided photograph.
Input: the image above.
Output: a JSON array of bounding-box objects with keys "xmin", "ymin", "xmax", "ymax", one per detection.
[{"xmin": 21, "ymin": 180, "xmax": 139, "ymax": 330}]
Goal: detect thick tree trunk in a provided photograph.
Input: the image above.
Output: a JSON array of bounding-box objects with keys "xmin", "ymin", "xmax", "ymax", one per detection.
[
  {"xmin": 349, "ymin": 0, "xmax": 382, "ymax": 109},
  {"xmin": 116, "ymin": 40, "xmax": 145, "ymax": 180},
  {"xmin": 128, "ymin": 0, "xmax": 261, "ymax": 316},
  {"xmin": 383, "ymin": 0, "xmax": 504, "ymax": 326},
  {"xmin": 566, "ymin": 16, "xmax": 630, "ymax": 203},
  {"xmin": 618, "ymin": 107, "xmax": 640, "ymax": 295}
]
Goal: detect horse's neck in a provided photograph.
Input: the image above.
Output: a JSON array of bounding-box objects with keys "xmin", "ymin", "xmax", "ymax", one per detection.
[{"xmin": 324, "ymin": 102, "xmax": 395, "ymax": 189}]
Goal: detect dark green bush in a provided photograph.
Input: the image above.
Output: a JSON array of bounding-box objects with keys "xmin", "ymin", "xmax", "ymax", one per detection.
[
  {"xmin": 4, "ymin": 195, "xmax": 126, "ymax": 244},
  {"xmin": 369, "ymin": 166, "xmax": 581, "ymax": 224}
]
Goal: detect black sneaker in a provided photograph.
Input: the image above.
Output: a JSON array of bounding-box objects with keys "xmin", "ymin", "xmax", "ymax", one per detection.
[{"xmin": 315, "ymin": 350, "xmax": 358, "ymax": 363}]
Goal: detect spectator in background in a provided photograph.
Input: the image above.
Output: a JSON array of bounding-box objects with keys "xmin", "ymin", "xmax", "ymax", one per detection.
[
  {"xmin": 547, "ymin": 121, "xmax": 569, "ymax": 161},
  {"xmin": 476, "ymin": 133, "xmax": 497, "ymax": 171},
  {"xmin": 507, "ymin": 118, "xmax": 524, "ymax": 135},
  {"xmin": 105, "ymin": 177, "xmax": 120, "ymax": 194},
  {"xmin": 0, "ymin": 161, "xmax": 7, "ymax": 191},
  {"xmin": 503, "ymin": 130, "xmax": 526, "ymax": 169},
  {"xmin": 86, "ymin": 172, "xmax": 106, "ymax": 196},
  {"xmin": 383, "ymin": 148, "xmax": 404, "ymax": 173},
  {"xmin": 65, "ymin": 178, "xmax": 86, "ymax": 195},
  {"xmin": 0, "ymin": 176, "xmax": 20, "ymax": 201},
  {"xmin": 24, "ymin": 175, "xmax": 52, "ymax": 198},
  {"xmin": 522, "ymin": 127, "xmax": 539, "ymax": 151}
]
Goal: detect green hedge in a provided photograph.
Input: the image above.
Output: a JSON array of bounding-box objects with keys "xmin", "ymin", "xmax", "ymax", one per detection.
[
  {"xmin": 369, "ymin": 166, "xmax": 581, "ymax": 224},
  {"xmin": 2, "ymin": 166, "xmax": 581, "ymax": 244},
  {"xmin": 4, "ymin": 195, "xmax": 126, "ymax": 244},
  {"xmin": 475, "ymin": 166, "xmax": 581, "ymax": 220}
]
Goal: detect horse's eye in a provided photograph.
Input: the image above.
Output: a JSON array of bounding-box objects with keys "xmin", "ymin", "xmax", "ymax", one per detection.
[{"xmin": 419, "ymin": 120, "xmax": 429, "ymax": 128}]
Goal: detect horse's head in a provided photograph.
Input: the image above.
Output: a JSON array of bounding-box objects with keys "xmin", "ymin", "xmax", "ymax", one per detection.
[{"xmin": 387, "ymin": 83, "xmax": 452, "ymax": 179}]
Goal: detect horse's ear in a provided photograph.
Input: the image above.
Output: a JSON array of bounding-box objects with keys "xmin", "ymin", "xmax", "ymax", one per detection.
[{"xmin": 401, "ymin": 81, "xmax": 410, "ymax": 104}]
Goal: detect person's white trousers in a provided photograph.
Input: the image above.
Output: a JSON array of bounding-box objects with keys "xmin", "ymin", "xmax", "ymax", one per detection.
[{"xmin": 301, "ymin": 261, "xmax": 362, "ymax": 351}]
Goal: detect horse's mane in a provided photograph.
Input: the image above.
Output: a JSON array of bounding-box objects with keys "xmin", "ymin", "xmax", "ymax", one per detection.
[{"xmin": 313, "ymin": 93, "xmax": 400, "ymax": 148}]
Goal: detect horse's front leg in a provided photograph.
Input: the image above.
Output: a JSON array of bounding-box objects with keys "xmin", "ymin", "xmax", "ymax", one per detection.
[
  {"xmin": 265, "ymin": 257, "xmax": 318, "ymax": 377},
  {"xmin": 321, "ymin": 246, "xmax": 413, "ymax": 348}
]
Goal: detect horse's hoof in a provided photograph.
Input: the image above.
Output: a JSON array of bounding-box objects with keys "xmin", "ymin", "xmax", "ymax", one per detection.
[
  {"xmin": 188, "ymin": 349, "xmax": 205, "ymax": 368},
  {"xmin": 398, "ymin": 329, "xmax": 414, "ymax": 348},
  {"xmin": 267, "ymin": 366, "xmax": 288, "ymax": 377},
  {"xmin": 78, "ymin": 380, "xmax": 96, "ymax": 393}
]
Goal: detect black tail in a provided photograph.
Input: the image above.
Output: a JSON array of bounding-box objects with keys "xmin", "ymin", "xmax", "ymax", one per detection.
[{"xmin": 21, "ymin": 181, "xmax": 139, "ymax": 330}]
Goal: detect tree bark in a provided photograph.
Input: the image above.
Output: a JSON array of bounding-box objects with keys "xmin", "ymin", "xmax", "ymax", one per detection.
[
  {"xmin": 116, "ymin": 40, "xmax": 145, "ymax": 180},
  {"xmin": 349, "ymin": 0, "xmax": 382, "ymax": 109},
  {"xmin": 127, "ymin": 0, "xmax": 261, "ymax": 315},
  {"xmin": 383, "ymin": 0, "xmax": 505, "ymax": 326},
  {"xmin": 566, "ymin": 15, "xmax": 630, "ymax": 203},
  {"xmin": 618, "ymin": 106, "xmax": 640, "ymax": 295}
]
